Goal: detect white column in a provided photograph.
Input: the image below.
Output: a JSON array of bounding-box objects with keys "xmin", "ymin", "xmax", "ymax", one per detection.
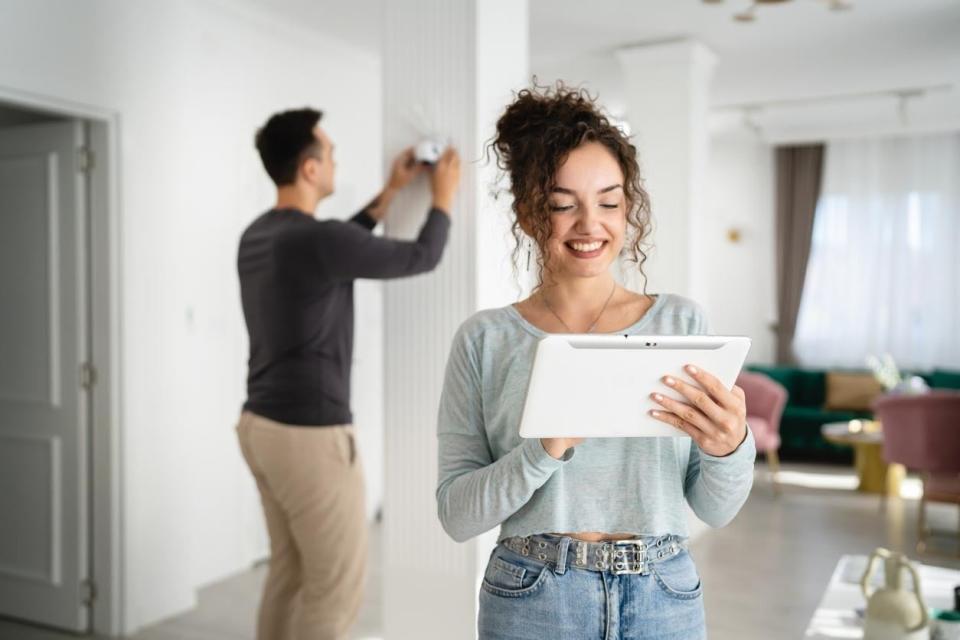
[
  {"xmin": 381, "ymin": 2, "xmax": 528, "ymax": 638},
  {"xmin": 616, "ymin": 40, "xmax": 716, "ymax": 300}
]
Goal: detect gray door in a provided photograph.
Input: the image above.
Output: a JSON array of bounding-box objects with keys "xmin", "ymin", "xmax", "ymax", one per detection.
[{"xmin": 0, "ymin": 120, "xmax": 90, "ymax": 631}]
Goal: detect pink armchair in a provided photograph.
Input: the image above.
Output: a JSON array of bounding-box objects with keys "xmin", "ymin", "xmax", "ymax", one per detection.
[
  {"xmin": 737, "ymin": 371, "xmax": 788, "ymax": 492},
  {"xmin": 873, "ymin": 391, "xmax": 960, "ymax": 554}
]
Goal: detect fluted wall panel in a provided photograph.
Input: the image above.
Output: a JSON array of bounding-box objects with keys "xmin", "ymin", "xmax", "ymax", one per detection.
[{"xmin": 382, "ymin": 1, "xmax": 528, "ymax": 637}]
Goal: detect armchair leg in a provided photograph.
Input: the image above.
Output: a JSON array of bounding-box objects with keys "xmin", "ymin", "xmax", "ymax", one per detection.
[
  {"xmin": 916, "ymin": 475, "xmax": 928, "ymax": 554},
  {"xmin": 767, "ymin": 448, "xmax": 781, "ymax": 496}
]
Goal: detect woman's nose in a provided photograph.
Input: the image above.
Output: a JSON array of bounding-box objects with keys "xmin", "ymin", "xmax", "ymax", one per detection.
[{"xmin": 573, "ymin": 205, "xmax": 603, "ymax": 232}]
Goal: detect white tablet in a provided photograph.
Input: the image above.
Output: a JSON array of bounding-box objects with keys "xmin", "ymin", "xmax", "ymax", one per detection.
[{"xmin": 518, "ymin": 334, "xmax": 751, "ymax": 438}]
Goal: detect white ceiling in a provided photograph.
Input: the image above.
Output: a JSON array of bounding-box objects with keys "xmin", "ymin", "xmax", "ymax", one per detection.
[
  {"xmin": 244, "ymin": 0, "xmax": 960, "ymax": 107},
  {"xmin": 531, "ymin": 0, "xmax": 960, "ymax": 65},
  {"xmin": 530, "ymin": 0, "xmax": 960, "ymax": 106}
]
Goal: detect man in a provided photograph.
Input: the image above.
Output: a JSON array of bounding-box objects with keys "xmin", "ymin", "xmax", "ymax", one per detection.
[{"xmin": 236, "ymin": 107, "xmax": 459, "ymax": 639}]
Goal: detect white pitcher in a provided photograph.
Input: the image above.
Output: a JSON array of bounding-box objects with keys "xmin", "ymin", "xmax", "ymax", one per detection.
[{"xmin": 861, "ymin": 548, "xmax": 930, "ymax": 640}]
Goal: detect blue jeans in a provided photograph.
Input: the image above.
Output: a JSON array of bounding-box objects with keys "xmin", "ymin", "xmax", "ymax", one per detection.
[{"xmin": 478, "ymin": 537, "xmax": 706, "ymax": 640}]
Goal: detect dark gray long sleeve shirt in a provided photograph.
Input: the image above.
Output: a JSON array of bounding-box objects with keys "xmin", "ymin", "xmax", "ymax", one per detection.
[{"xmin": 239, "ymin": 206, "xmax": 450, "ymax": 426}]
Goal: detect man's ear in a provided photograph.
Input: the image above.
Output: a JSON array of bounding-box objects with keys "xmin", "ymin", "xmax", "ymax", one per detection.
[{"xmin": 299, "ymin": 156, "xmax": 318, "ymax": 185}]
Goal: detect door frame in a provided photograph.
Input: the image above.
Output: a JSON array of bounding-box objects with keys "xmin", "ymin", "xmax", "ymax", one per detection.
[{"xmin": 0, "ymin": 85, "xmax": 124, "ymax": 636}]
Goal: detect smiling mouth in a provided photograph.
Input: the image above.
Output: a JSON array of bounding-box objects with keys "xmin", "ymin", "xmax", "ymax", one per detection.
[{"xmin": 565, "ymin": 240, "xmax": 608, "ymax": 258}]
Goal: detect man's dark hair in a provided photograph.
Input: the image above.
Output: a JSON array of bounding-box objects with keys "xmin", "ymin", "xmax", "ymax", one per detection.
[{"xmin": 255, "ymin": 108, "xmax": 324, "ymax": 186}]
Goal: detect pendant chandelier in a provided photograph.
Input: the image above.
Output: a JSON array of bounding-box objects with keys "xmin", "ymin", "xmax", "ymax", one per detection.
[{"xmin": 702, "ymin": 0, "xmax": 853, "ymax": 23}]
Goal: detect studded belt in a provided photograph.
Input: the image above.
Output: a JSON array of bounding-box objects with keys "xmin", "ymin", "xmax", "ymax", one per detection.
[{"xmin": 501, "ymin": 533, "xmax": 686, "ymax": 576}]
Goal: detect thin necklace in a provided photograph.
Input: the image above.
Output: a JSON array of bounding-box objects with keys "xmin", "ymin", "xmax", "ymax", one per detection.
[{"xmin": 541, "ymin": 281, "xmax": 618, "ymax": 334}]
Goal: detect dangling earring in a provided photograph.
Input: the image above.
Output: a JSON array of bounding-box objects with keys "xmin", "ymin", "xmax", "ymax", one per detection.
[{"xmin": 526, "ymin": 240, "xmax": 532, "ymax": 272}]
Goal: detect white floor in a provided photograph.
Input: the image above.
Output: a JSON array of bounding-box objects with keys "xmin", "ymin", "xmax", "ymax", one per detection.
[{"xmin": 1, "ymin": 462, "xmax": 958, "ymax": 640}]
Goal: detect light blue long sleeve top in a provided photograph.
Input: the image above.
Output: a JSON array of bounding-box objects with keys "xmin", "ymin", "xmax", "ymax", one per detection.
[{"xmin": 435, "ymin": 293, "xmax": 756, "ymax": 543}]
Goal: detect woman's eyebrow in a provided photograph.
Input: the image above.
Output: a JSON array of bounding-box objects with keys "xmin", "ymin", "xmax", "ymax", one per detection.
[{"xmin": 550, "ymin": 184, "xmax": 623, "ymax": 195}]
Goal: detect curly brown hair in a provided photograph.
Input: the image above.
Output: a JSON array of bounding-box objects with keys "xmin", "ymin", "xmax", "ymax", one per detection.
[{"xmin": 489, "ymin": 81, "xmax": 652, "ymax": 291}]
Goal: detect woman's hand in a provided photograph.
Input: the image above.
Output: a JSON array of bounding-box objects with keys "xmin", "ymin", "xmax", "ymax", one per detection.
[
  {"xmin": 540, "ymin": 437, "xmax": 583, "ymax": 460},
  {"xmin": 649, "ymin": 365, "xmax": 748, "ymax": 457}
]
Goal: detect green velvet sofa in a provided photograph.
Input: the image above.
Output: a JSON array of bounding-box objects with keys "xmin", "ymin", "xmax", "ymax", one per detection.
[{"xmin": 745, "ymin": 365, "xmax": 960, "ymax": 463}]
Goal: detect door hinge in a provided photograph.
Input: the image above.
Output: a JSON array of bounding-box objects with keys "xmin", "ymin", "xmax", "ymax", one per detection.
[
  {"xmin": 80, "ymin": 362, "xmax": 98, "ymax": 391},
  {"xmin": 77, "ymin": 146, "xmax": 94, "ymax": 174},
  {"xmin": 81, "ymin": 578, "xmax": 97, "ymax": 606}
]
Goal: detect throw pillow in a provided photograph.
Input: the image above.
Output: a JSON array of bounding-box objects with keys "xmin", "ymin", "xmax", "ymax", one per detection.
[{"xmin": 824, "ymin": 372, "xmax": 884, "ymax": 411}]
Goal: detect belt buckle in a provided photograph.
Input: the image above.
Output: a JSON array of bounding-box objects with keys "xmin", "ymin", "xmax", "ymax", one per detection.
[{"xmin": 610, "ymin": 539, "xmax": 648, "ymax": 575}]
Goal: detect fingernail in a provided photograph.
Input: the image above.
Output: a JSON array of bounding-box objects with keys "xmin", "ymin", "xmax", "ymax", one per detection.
[
  {"xmin": 650, "ymin": 410, "xmax": 660, "ymax": 417},
  {"xmin": 664, "ymin": 376, "xmax": 675, "ymax": 386},
  {"xmin": 686, "ymin": 365, "xmax": 698, "ymax": 374},
  {"xmin": 652, "ymin": 393, "xmax": 663, "ymax": 402}
]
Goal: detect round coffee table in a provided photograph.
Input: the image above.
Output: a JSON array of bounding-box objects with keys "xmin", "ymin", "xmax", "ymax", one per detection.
[{"xmin": 821, "ymin": 420, "xmax": 905, "ymax": 495}]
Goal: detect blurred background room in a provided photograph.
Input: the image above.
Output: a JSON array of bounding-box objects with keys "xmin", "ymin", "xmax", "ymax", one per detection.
[{"xmin": 0, "ymin": 0, "xmax": 958, "ymax": 638}]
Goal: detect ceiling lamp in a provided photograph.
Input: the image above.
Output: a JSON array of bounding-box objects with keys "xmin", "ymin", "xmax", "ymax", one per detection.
[{"xmin": 705, "ymin": 0, "xmax": 854, "ymax": 22}]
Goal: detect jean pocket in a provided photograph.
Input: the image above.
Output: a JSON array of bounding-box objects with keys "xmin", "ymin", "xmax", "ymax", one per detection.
[
  {"xmin": 481, "ymin": 550, "xmax": 551, "ymax": 598},
  {"xmin": 652, "ymin": 551, "xmax": 703, "ymax": 600}
]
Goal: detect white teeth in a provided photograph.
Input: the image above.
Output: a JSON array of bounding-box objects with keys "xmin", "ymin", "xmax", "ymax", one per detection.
[{"xmin": 569, "ymin": 241, "xmax": 603, "ymax": 253}]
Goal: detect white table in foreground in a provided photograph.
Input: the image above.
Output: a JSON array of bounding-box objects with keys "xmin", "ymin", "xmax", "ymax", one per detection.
[{"xmin": 805, "ymin": 555, "xmax": 960, "ymax": 638}]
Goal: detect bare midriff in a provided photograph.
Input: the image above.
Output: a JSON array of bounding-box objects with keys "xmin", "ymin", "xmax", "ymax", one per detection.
[{"xmin": 554, "ymin": 532, "xmax": 640, "ymax": 542}]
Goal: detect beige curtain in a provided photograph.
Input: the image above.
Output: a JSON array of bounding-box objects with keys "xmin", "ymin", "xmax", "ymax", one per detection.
[{"xmin": 775, "ymin": 145, "xmax": 824, "ymax": 364}]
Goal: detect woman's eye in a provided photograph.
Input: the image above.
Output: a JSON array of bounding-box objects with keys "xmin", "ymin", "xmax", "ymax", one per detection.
[
  {"xmin": 600, "ymin": 203, "xmax": 621, "ymax": 209},
  {"xmin": 549, "ymin": 204, "xmax": 574, "ymax": 212}
]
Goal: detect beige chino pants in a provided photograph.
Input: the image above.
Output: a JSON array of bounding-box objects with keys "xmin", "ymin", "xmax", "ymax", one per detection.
[{"xmin": 236, "ymin": 411, "xmax": 367, "ymax": 640}]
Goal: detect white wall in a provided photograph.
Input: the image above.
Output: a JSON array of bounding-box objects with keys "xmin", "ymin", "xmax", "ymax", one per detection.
[
  {"xmin": 617, "ymin": 41, "xmax": 716, "ymax": 299},
  {"xmin": 0, "ymin": 0, "xmax": 382, "ymax": 632},
  {"xmin": 702, "ymin": 124, "xmax": 777, "ymax": 364}
]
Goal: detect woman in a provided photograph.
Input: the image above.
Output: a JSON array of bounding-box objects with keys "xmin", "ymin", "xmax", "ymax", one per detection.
[{"xmin": 436, "ymin": 83, "xmax": 755, "ymax": 639}]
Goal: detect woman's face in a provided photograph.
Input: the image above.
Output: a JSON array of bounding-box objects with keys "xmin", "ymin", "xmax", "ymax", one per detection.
[{"xmin": 543, "ymin": 141, "xmax": 627, "ymax": 281}]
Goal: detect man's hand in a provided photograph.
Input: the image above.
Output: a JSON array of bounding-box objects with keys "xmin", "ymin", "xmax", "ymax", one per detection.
[
  {"xmin": 431, "ymin": 147, "xmax": 461, "ymax": 214},
  {"xmin": 364, "ymin": 146, "xmax": 460, "ymax": 222},
  {"xmin": 649, "ymin": 365, "xmax": 748, "ymax": 457},
  {"xmin": 387, "ymin": 147, "xmax": 424, "ymax": 192},
  {"xmin": 363, "ymin": 148, "xmax": 424, "ymax": 222}
]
